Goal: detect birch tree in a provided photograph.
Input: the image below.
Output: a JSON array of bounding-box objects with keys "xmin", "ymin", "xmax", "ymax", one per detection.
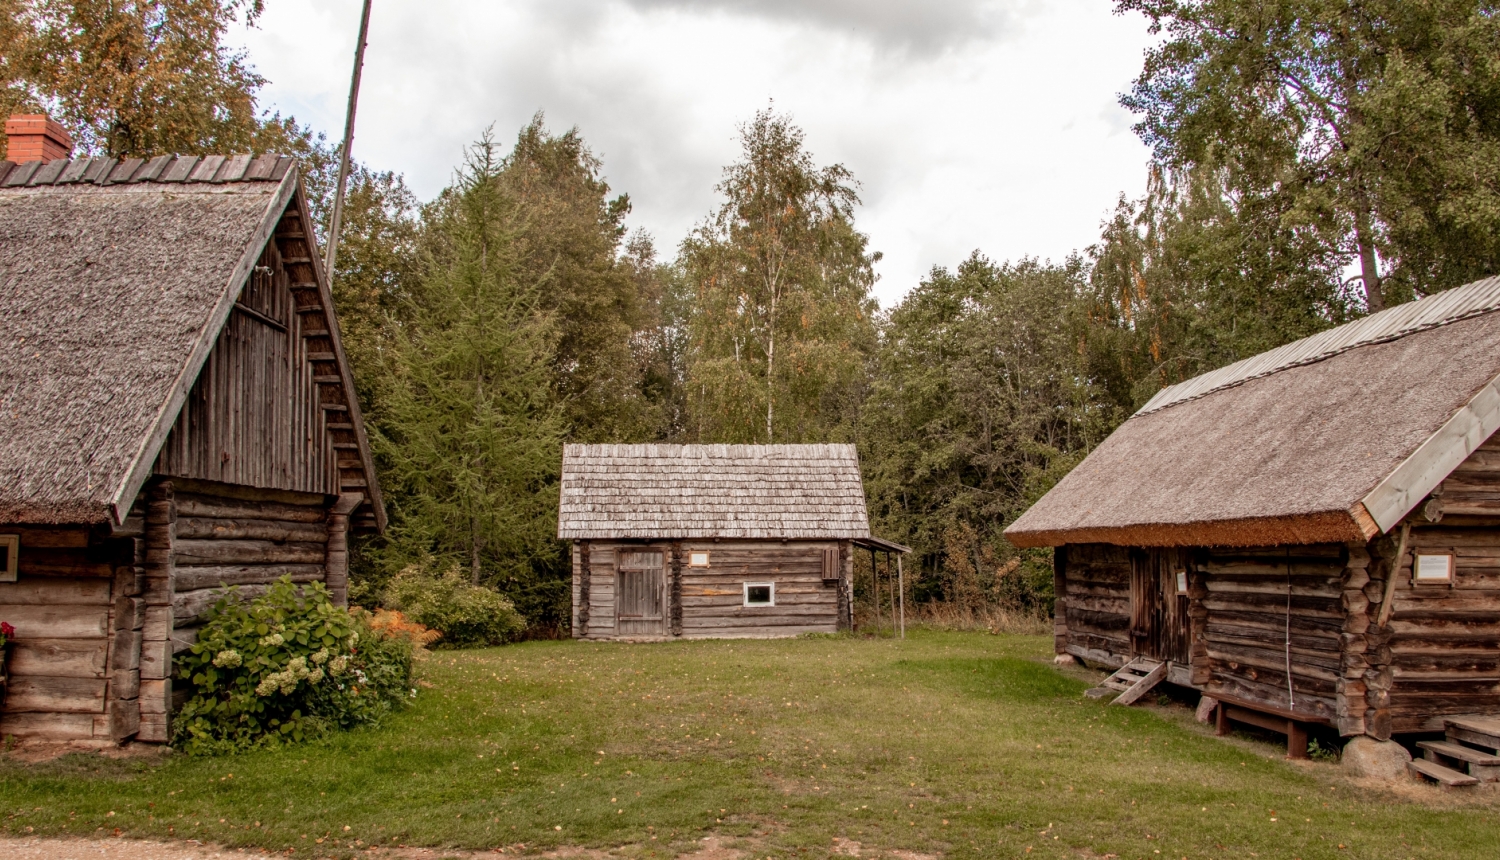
[{"xmin": 679, "ymin": 110, "xmax": 878, "ymax": 444}]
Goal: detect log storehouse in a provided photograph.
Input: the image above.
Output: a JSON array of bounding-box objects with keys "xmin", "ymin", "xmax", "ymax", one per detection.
[
  {"xmin": 0, "ymin": 115, "xmax": 383, "ymax": 745},
  {"xmin": 559, "ymin": 444, "xmax": 895, "ymax": 639},
  {"xmin": 1007, "ymin": 275, "xmax": 1500, "ymax": 769}
]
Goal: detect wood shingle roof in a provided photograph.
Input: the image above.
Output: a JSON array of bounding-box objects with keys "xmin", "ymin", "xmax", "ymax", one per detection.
[{"xmin": 558, "ymin": 444, "xmax": 871, "ymax": 539}]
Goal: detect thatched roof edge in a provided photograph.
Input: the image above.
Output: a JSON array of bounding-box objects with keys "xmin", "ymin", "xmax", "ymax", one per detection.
[
  {"xmin": 104, "ymin": 169, "xmax": 300, "ymax": 526},
  {"xmin": 1005, "ymin": 507, "xmax": 1376, "ymax": 549}
]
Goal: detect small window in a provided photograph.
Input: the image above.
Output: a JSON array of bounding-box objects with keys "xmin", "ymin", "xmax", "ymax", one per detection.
[
  {"xmin": 0, "ymin": 534, "xmax": 16, "ymax": 582},
  {"xmin": 689, "ymin": 551, "xmax": 710, "ymax": 568},
  {"xmin": 1414, "ymin": 553, "xmax": 1454, "ymax": 584},
  {"xmin": 743, "ymin": 582, "xmax": 775, "ymax": 606},
  {"xmin": 1175, "ymin": 569, "xmax": 1188, "ymax": 595}
]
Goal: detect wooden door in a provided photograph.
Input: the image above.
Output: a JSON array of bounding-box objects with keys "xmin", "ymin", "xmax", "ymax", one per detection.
[
  {"xmin": 1129, "ymin": 548, "xmax": 1191, "ymax": 664},
  {"xmin": 616, "ymin": 550, "xmax": 666, "ymax": 636}
]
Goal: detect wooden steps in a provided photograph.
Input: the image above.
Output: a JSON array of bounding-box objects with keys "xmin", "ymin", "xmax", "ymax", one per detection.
[
  {"xmin": 1085, "ymin": 658, "xmax": 1167, "ymax": 706},
  {"xmin": 1408, "ymin": 717, "xmax": 1500, "ymax": 787},
  {"xmin": 1408, "ymin": 758, "xmax": 1478, "ymax": 787}
]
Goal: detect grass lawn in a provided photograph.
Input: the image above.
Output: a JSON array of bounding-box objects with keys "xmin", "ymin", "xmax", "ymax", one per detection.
[{"xmin": 1, "ymin": 630, "xmax": 1496, "ymax": 859}]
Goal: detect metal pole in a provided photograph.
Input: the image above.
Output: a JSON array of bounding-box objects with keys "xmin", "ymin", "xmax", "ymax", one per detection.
[
  {"xmin": 324, "ymin": 0, "xmax": 374, "ymax": 283},
  {"xmin": 898, "ymin": 553, "xmax": 905, "ymax": 640}
]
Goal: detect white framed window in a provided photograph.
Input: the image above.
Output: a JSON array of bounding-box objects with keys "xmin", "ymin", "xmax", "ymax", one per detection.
[
  {"xmin": 743, "ymin": 581, "xmax": 775, "ymax": 607},
  {"xmin": 689, "ymin": 551, "xmax": 710, "ymax": 568},
  {"xmin": 1414, "ymin": 553, "xmax": 1454, "ymax": 584},
  {"xmin": 0, "ymin": 534, "xmax": 17, "ymax": 582},
  {"xmin": 1175, "ymin": 569, "xmax": 1188, "ymax": 595}
]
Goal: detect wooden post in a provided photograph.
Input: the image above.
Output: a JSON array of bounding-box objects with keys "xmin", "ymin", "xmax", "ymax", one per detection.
[
  {"xmin": 897, "ymin": 553, "xmax": 905, "ymax": 640},
  {"xmin": 325, "ymin": 493, "xmax": 362, "ymax": 608},
  {"xmin": 869, "ymin": 547, "xmax": 879, "ymax": 634},
  {"xmin": 1215, "ymin": 700, "xmax": 1230, "ymax": 736},
  {"xmin": 1286, "ymin": 719, "xmax": 1309, "ymax": 760},
  {"xmin": 670, "ymin": 542, "xmax": 683, "ymax": 637},
  {"xmin": 577, "ymin": 541, "xmax": 591, "ymax": 637},
  {"xmin": 323, "ymin": 0, "xmax": 374, "ymax": 282},
  {"xmin": 138, "ymin": 481, "xmax": 176, "ymax": 743}
]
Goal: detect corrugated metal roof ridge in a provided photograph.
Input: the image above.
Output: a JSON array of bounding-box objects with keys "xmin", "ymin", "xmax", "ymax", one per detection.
[{"xmin": 1137, "ymin": 276, "xmax": 1500, "ymax": 416}]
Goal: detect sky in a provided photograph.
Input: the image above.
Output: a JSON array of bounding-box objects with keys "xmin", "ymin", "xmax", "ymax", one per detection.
[{"xmin": 237, "ymin": 0, "xmax": 1158, "ymax": 306}]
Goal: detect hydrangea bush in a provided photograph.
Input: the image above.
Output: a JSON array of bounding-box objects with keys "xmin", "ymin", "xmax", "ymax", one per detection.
[{"xmin": 173, "ymin": 578, "xmax": 415, "ymax": 755}]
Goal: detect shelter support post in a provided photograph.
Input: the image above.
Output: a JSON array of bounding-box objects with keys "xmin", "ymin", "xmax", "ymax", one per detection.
[{"xmin": 897, "ymin": 553, "xmax": 904, "ymax": 639}]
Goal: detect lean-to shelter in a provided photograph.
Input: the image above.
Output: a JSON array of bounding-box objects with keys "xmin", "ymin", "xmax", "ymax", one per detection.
[
  {"xmin": 1007, "ymin": 275, "xmax": 1500, "ymax": 747},
  {"xmin": 559, "ymin": 443, "xmax": 895, "ymax": 639},
  {"xmin": 0, "ymin": 115, "xmax": 383, "ymax": 744}
]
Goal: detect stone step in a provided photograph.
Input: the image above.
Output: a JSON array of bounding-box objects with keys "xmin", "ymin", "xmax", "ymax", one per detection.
[{"xmin": 1409, "ymin": 758, "xmax": 1479, "ymax": 787}]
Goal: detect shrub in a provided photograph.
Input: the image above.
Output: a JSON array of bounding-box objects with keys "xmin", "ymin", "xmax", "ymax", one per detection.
[
  {"xmin": 366, "ymin": 608, "xmax": 443, "ymax": 648},
  {"xmin": 381, "ymin": 565, "xmax": 526, "ymax": 648},
  {"xmin": 172, "ymin": 578, "xmax": 415, "ymax": 755}
]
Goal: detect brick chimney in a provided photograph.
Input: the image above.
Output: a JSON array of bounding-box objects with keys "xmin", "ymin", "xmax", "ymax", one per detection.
[{"xmin": 4, "ymin": 114, "xmax": 73, "ymax": 163}]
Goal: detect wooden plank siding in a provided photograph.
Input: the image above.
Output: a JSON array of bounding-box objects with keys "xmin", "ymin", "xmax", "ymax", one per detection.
[
  {"xmin": 573, "ymin": 540, "xmax": 847, "ymax": 640},
  {"xmin": 154, "ymin": 240, "xmax": 337, "ymax": 496}
]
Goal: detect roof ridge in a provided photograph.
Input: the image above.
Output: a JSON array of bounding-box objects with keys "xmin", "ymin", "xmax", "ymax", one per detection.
[
  {"xmin": 0, "ymin": 153, "xmax": 294, "ymax": 189},
  {"xmin": 1137, "ymin": 275, "xmax": 1500, "ymax": 416}
]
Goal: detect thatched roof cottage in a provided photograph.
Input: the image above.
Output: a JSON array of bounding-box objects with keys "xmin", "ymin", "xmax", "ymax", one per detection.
[
  {"xmin": 1008, "ymin": 275, "xmax": 1500, "ymax": 769},
  {"xmin": 0, "ymin": 115, "xmax": 382, "ymax": 744}
]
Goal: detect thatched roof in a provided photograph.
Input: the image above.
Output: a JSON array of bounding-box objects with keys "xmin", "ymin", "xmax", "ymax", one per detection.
[
  {"xmin": 558, "ymin": 444, "xmax": 871, "ymax": 539},
  {"xmin": 0, "ymin": 154, "xmax": 380, "ymax": 526},
  {"xmin": 1007, "ymin": 276, "xmax": 1500, "ymax": 548}
]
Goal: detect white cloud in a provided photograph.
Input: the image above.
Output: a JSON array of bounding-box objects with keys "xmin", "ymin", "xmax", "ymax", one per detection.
[{"xmin": 236, "ymin": 0, "xmax": 1155, "ymax": 305}]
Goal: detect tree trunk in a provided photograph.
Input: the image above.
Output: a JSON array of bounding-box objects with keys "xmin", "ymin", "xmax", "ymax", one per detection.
[
  {"xmin": 470, "ymin": 514, "xmax": 482, "ymax": 585},
  {"xmin": 1354, "ymin": 205, "xmax": 1384, "ymax": 314}
]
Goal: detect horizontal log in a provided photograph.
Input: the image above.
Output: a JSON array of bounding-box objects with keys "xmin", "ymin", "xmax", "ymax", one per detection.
[
  {"xmin": 1207, "ymin": 632, "xmax": 1342, "ymax": 668},
  {"xmin": 1204, "ymin": 674, "xmax": 1336, "ymax": 719},
  {"xmin": 1201, "ymin": 562, "xmax": 1343, "ymax": 579},
  {"xmin": 174, "ymin": 540, "xmax": 325, "ymax": 566},
  {"xmin": 9, "ymin": 638, "xmax": 109, "ymax": 678},
  {"xmin": 0, "ymin": 712, "xmax": 96, "ymax": 740},
  {"xmin": 1204, "ymin": 545, "xmax": 1345, "ymax": 560},
  {"xmin": 174, "ymin": 564, "xmax": 323, "ymax": 591},
  {"xmin": 16, "ymin": 548, "xmax": 113, "ymax": 578},
  {"xmin": 174, "ymin": 493, "xmax": 327, "ymax": 523},
  {"xmin": 1207, "ymin": 644, "xmax": 1340, "ymax": 681},
  {"xmin": 0, "ymin": 577, "xmax": 111, "ymax": 605},
  {"xmin": 1202, "ymin": 595, "xmax": 1342, "ymax": 618},
  {"xmin": 1204, "ymin": 578, "xmax": 1341, "ymax": 598},
  {"xmin": 680, "ymin": 625, "xmax": 836, "ymax": 639},
  {"xmin": 0, "ymin": 605, "xmax": 110, "ymax": 638},
  {"xmin": 173, "ymin": 585, "xmax": 267, "ymax": 627},
  {"xmin": 2, "ymin": 526, "xmax": 90, "ymax": 548},
  {"xmin": 1205, "ymin": 616, "xmax": 1340, "ymax": 643},
  {"xmin": 681, "ymin": 614, "xmax": 838, "ymax": 629},
  {"xmin": 5, "ymin": 676, "xmax": 107, "ymax": 713},
  {"xmin": 175, "ymin": 517, "xmax": 327, "ymax": 543}
]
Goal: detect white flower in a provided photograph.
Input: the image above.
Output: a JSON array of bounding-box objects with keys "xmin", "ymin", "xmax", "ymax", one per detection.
[
  {"xmin": 328, "ymin": 655, "xmax": 350, "ymax": 675},
  {"xmin": 310, "ymin": 648, "xmax": 330, "ymax": 665},
  {"xmin": 212, "ymin": 650, "xmax": 242, "ymax": 669},
  {"xmin": 307, "ymin": 668, "xmax": 325, "ymax": 684},
  {"xmin": 258, "ymin": 633, "xmax": 285, "ymax": 647}
]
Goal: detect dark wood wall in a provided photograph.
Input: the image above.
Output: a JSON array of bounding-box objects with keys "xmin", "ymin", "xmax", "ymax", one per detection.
[
  {"xmin": 573, "ymin": 540, "xmax": 849, "ymax": 639},
  {"xmin": 1056, "ymin": 543, "xmax": 1131, "ymax": 665},
  {"xmin": 155, "ymin": 240, "xmax": 337, "ymax": 495}
]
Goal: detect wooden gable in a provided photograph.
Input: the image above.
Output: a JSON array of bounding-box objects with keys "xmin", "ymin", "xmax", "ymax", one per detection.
[{"xmin": 153, "ymin": 189, "xmax": 384, "ymax": 533}]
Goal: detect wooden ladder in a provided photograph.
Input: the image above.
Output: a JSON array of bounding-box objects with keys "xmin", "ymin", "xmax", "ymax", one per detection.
[{"xmin": 1085, "ymin": 657, "xmax": 1168, "ymax": 706}]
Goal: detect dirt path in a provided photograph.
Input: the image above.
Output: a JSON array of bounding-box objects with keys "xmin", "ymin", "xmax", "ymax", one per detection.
[{"xmin": 0, "ymin": 835, "xmax": 770, "ymax": 860}]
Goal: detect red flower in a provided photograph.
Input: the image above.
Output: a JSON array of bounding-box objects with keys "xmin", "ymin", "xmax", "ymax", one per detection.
[{"xmin": 1, "ymin": 622, "xmax": 14, "ymax": 638}]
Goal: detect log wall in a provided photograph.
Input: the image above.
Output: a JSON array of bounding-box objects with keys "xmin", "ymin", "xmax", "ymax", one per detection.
[
  {"xmin": 572, "ymin": 540, "xmax": 849, "ymax": 639},
  {"xmin": 0, "ymin": 523, "xmax": 138, "ymax": 743},
  {"xmin": 1194, "ymin": 545, "xmax": 1348, "ymax": 725},
  {"xmin": 1058, "ymin": 543, "xmax": 1132, "ymax": 666}
]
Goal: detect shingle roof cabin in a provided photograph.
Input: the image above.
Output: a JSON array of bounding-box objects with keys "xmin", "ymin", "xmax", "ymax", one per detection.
[
  {"xmin": 558, "ymin": 443, "xmax": 870, "ymax": 539},
  {"xmin": 1005, "ymin": 276, "xmax": 1500, "ymax": 762},
  {"xmin": 559, "ymin": 444, "xmax": 885, "ymax": 639},
  {"xmin": 0, "ymin": 124, "xmax": 383, "ymax": 746}
]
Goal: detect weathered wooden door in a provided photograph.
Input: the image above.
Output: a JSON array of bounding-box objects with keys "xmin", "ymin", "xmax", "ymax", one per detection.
[
  {"xmin": 616, "ymin": 550, "xmax": 666, "ymax": 636},
  {"xmin": 1129, "ymin": 548, "xmax": 1191, "ymax": 664}
]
